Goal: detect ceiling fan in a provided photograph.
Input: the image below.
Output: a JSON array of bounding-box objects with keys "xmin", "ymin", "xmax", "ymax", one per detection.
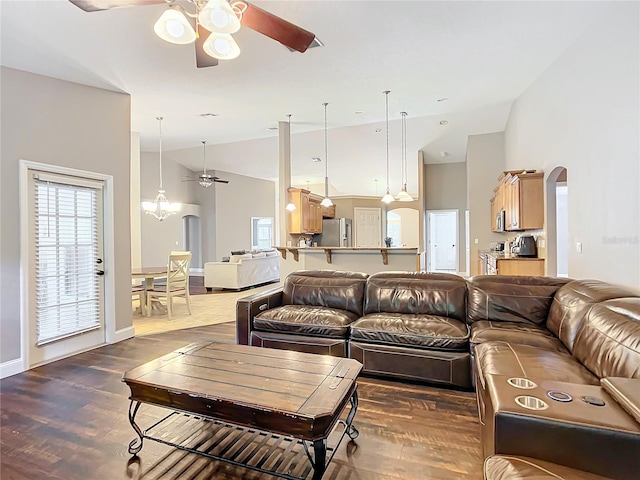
[
  {"xmin": 68, "ymin": 0, "xmax": 320, "ymax": 68},
  {"xmin": 183, "ymin": 141, "xmax": 229, "ymax": 187}
]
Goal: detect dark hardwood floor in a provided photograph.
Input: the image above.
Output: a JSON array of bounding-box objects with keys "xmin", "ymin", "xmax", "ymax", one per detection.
[{"xmin": 0, "ymin": 323, "xmax": 483, "ymax": 479}]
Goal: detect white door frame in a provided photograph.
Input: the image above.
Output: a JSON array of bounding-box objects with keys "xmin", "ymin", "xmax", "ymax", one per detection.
[
  {"xmin": 19, "ymin": 160, "xmax": 116, "ymax": 370},
  {"xmin": 426, "ymin": 209, "xmax": 459, "ymax": 273}
]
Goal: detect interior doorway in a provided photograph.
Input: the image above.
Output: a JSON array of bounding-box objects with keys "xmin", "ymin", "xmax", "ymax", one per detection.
[
  {"xmin": 182, "ymin": 215, "xmax": 202, "ymax": 272},
  {"xmin": 545, "ymin": 167, "xmax": 568, "ymax": 277},
  {"xmin": 426, "ymin": 210, "xmax": 459, "ymax": 273},
  {"xmin": 386, "ymin": 208, "xmax": 419, "ymax": 247},
  {"xmin": 354, "ymin": 207, "xmax": 382, "ymax": 247}
]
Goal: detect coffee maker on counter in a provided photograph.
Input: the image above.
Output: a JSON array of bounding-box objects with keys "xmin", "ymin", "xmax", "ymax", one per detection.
[{"xmin": 511, "ymin": 234, "xmax": 537, "ymax": 257}]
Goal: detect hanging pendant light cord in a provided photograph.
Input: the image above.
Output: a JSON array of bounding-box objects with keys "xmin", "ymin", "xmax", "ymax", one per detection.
[
  {"xmin": 323, "ymin": 102, "xmax": 329, "ymax": 183},
  {"xmin": 157, "ymin": 116, "xmax": 164, "ymax": 190},
  {"xmin": 401, "ymin": 112, "xmax": 407, "ymax": 187},
  {"xmin": 384, "ymin": 91, "xmax": 390, "ymax": 193},
  {"xmin": 202, "ymin": 141, "xmax": 207, "ymax": 174}
]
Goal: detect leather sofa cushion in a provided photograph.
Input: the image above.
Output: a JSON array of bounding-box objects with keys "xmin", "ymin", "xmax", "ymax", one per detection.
[
  {"xmin": 363, "ymin": 272, "xmax": 467, "ymax": 322},
  {"xmin": 350, "ymin": 312, "xmax": 469, "ymax": 350},
  {"xmin": 468, "ymin": 275, "xmax": 570, "ymax": 326},
  {"xmin": 546, "ymin": 279, "xmax": 639, "ymax": 352},
  {"xmin": 470, "ymin": 321, "xmax": 567, "ymax": 354},
  {"xmin": 484, "ymin": 455, "xmax": 611, "ymax": 480},
  {"xmin": 573, "ymin": 297, "xmax": 640, "ymax": 379},
  {"xmin": 475, "ymin": 341, "xmax": 598, "ymax": 388},
  {"xmin": 254, "ymin": 304, "xmax": 359, "ymax": 338},
  {"xmin": 283, "ymin": 270, "xmax": 368, "ymax": 316}
]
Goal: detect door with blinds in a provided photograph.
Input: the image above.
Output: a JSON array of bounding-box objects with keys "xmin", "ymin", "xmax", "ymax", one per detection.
[{"xmin": 28, "ymin": 170, "xmax": 106, "ymax": 367}]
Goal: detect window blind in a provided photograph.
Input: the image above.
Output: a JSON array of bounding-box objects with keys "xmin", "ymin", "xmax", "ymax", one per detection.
[{"xmin": 34, "ymin": 176, "xmax": 102, "ymax": 346}]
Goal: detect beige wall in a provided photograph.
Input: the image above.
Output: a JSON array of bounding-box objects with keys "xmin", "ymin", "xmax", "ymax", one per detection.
[
  {"xmin": 425, "ymin": 162, "xmax": 468, "ymax": 272},
  {"xmin": 0, "ymin": 67, "xmax": 132, "ymax": 364},
  {"xmin": 466, "ymin": 132, "xmax": 508, "ymax": 276},
  {"xmin": 503, "ymin": 3, "xmax": 639, "ymax": 288},
  {"xmin": 214, "ymin": 171, "xmax": 276, "ymax": 261},
  {"xmin": 139, "ymin": 145, "xmax": 276, "ymax": 266}
]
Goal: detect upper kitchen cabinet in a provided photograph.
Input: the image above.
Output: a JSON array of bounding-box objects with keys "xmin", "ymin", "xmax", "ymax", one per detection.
[
  {"xmin": 491, "ymin": 170, "xmax": 544, "ymax": 231},
  {"xmin": 287, "ymin": 188, "xmax": 323, "ymax": 235}
]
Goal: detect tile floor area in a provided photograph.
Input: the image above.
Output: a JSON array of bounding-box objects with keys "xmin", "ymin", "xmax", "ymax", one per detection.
[{"xmin": 132, "ymin": 281, "xmax": 281, "ymax": 336}]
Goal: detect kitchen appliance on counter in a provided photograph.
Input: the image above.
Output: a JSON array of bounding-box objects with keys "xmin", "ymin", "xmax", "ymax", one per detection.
[
  {"xmin": 490, "ymin": 241, "xmax": 505, "ymax": 252},
  {"xmin": 317, "ymin": 218, "xmax": 352, "ymax": 247},
  {"xmin": 512, "ymin": 234, "xmax": 537, "ymax": 257}
]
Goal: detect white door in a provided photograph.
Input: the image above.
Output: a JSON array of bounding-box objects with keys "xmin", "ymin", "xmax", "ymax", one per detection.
[
  {"xmin": 427, "ymin": 210, "xmax": 458, "ymax": 272},
  {"xmin": 354, "ymin": 208, "xmax": 381, "ymax": 247},
  {"xmin": 27, "ymin": 170, "xmax": 106, "ymax": 367}
]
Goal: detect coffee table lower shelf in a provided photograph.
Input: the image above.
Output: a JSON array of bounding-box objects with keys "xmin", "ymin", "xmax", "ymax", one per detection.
[{"xmin": 127, "ymin": 396, "xmax": 359, "ymax": 480}]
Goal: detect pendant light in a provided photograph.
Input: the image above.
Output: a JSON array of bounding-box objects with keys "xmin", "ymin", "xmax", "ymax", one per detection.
[
  {"xmin": 199, "ymin": 141, "xmax": 213, "ymax": 187},
  {"xmin": 396, "ymin": 111, "xmax": 414, "ymax": 201},
  {"xmin": 142, "ymin": 117, "xmax": 180, "ymax": 221},
  {"xmin": 320, "ymin": 102, "xmax": 333, "ymax": 208},
  {"xmin": 381, "ymin": 91, "xmax": 395, "ymax": 204},
  {"xmin": 285, "ymin": 114, "xmax": 297, "ymax": 212}
]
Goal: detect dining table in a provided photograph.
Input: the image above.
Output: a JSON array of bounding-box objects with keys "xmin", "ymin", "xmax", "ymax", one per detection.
[{"xmin": 131, "ymin": 267, "xmax": 168, "ymax": 315}]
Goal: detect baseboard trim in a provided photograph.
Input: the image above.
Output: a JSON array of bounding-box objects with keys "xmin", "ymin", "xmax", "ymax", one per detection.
[
  {"xmin": 1, "ymin": 358, "xmax": 24, "ymax": 379},
  {"xmin": 111, "ymin": 326, "xmax": 135, "ymax": 343}
]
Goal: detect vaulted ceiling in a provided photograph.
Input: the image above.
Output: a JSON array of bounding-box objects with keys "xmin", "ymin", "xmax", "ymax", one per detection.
[{"xmin": 1, "ymin": 1, "xmax": 608, "ymax": 195}]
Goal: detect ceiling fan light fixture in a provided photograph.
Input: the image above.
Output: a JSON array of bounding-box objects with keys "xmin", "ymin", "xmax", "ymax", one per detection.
[
  {"xmin": 154, "ymin": 7, "xmax": 196, "ymax": 45},
  {"xmin": 203, "ymin": 32, "xmax": 240, "ymax": 60},
  {"xmin": 199, "ymin": 0, "xmax": 242, "ymax": 34}
]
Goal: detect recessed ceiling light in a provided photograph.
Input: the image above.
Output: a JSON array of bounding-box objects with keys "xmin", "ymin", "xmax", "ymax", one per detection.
[
  {"xmin": 439, "ymin": 120, "xmax": 449, "ymax": 125},
  {"xmin": 440, "ymin": 151, "xmax": 449, "ymax": 157},
  {"xmin": 437, "ymin": 97, "xmax": 448, "ymax": 102},
  {"xmin": 266, "ymin": 127, "xmax": 278, "ymax": 131},
  {"xmin": 311, "ymin": 157, "xmax": 322, "ymax": 163},
  {"xmin": 199, "ymin": 113, "xmax": 218, "ymax": 117}
]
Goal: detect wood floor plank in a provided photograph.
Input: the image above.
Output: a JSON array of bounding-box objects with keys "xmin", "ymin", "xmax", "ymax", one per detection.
[{"xmin": 0, "ymin": 322, "xmax": 483, "ymax": 479}]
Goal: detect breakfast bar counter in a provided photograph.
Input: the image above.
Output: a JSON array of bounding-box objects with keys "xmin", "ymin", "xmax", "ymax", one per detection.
[{"xmin": 275, "ymin": 246, "xmax": 419, "ymax": 265}]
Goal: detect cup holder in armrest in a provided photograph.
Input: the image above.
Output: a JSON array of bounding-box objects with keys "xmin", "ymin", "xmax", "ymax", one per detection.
[
  {"xmin": 515, "ymin": 395, "xmax": 549, "ymax": 411},
  {"xmin": 507, "ymin": 377, "xmax": 537, "ymax": 389}
]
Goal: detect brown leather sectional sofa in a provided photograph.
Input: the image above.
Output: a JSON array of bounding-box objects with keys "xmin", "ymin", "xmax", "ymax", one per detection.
[{"xmin": 236, "ymin": 269, "xmax": 640, "ymax": 480}]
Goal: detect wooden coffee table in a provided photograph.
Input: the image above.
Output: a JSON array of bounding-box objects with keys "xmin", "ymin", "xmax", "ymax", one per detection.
[{"xmin": 122, "ymin": 343, "xmax": 362, "ymax": 480}]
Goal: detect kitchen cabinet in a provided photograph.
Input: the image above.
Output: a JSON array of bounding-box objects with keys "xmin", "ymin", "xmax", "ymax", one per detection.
[
  {"xmin": 491, "ymin": 170, "xmax": 543, "ymax": 232},
  {"xmin": 287, "ymin": 188, "xmax": 323, "ymax": 234},
  {"xmin": 506, "ymin": 172, "xmax": 543, "ymax": 231},
  {"xmin": 481, "ymin": 252, "xmax": 545, "ymax": 276},
  {"xmin": 321, "ymin": 204, "xmax": 336, "ymax": 219}
]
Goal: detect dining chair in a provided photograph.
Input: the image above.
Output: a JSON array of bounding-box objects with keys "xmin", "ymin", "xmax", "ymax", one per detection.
[
  {"xmin": 146, "ymin": 251, "xmax": 192, "ymax": 318},
  {"xmin": 131, "ymin": 284, "xmax": 146, "ymax": 316}
]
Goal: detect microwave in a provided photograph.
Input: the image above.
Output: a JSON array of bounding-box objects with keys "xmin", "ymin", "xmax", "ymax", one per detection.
[{"xmin": 495, "ymin": 211, "xmax": 505, "ymax": 232}]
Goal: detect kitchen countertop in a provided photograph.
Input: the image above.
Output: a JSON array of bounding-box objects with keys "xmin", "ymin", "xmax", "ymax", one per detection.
[{"xmin": 479, "ymin": 250, "xmax": 543, "ymax": 261}]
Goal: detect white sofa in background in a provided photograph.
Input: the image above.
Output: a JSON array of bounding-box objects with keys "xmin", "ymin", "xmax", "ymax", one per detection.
[{"xmin": 204, "ymin": 251, "xmax": 280, "ymax": 290}]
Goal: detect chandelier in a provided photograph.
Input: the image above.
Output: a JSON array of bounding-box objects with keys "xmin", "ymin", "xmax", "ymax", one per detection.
[
  {"xmin": 154, "ymin": 0, "xmax": 247, "ymax": 60},
  {"xmin": 142, "ymin": 117, "xmax": 181, "ymax": 221}
]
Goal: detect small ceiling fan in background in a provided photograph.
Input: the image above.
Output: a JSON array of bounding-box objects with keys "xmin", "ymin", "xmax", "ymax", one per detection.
[
  {"xmin": 183, "ymin": 141, "xmax": 229, "ymax": 187},
  {"xmin": 68, "ymin": 0, "xmax": 320, "ymax": 68}
]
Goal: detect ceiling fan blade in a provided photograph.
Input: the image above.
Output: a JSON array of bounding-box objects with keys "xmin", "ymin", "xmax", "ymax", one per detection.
[
  {"xmin": 213, "ymin": 178, "xmax": 229, "ymax": 184},
  {"xmin": 239, "ymin": 2, "xmax": 316, "ymax": 53},
  {"xmin": 195, "ymin": 24, "xmax": 219, "ymax": 68},
  {"xmin": 68, "ymin": 0, "xmax": 165, "ymax": 12}
]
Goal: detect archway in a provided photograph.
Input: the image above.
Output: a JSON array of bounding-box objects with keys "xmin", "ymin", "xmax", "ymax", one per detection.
[{"xmin": 545, "ymin": 167, "xmax": 568, "ymax": 277}]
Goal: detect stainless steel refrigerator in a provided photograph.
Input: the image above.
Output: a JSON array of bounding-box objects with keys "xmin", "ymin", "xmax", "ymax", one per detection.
[{"xmin": 318, "ymin": 218, "xmax": 352, "ymax": 247}]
